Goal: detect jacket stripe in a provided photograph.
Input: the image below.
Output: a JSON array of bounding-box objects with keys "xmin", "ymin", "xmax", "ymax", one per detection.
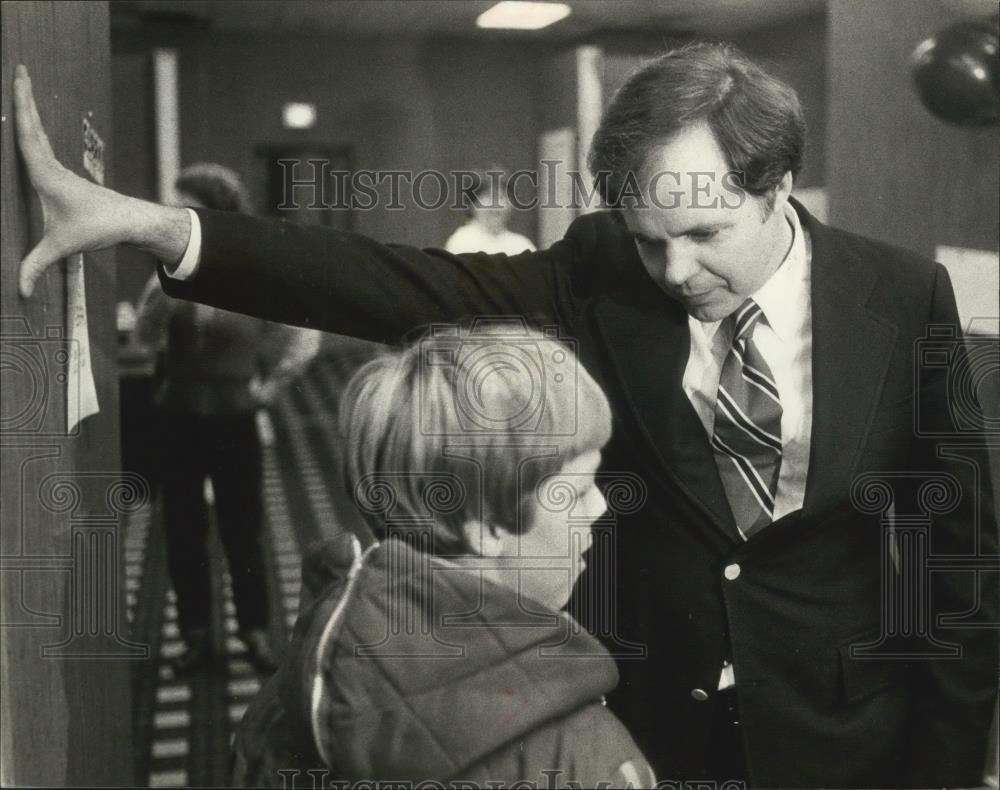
[{"xmin": 309, "ymin": 535, "xmax": 370, "ymax": 768}]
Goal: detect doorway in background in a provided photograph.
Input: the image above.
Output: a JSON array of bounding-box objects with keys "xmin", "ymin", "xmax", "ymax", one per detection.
[{"xmin": 260, "ymin": 145, "xmax": 354, "ymax": 230}]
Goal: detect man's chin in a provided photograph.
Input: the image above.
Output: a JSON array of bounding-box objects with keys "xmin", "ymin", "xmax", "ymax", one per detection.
[
  {"xmin": 659, "ymin": 287, "xmax": 739, "ymax": 322},
  {"xmin": 686, "ymin": 300, "xmax": 738, "ymax": 323}
]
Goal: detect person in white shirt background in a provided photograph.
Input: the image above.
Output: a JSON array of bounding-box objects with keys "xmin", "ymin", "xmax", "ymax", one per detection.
[{"xmin": 444, "ymin": 166, "xmax": 537, "ymax": 256}]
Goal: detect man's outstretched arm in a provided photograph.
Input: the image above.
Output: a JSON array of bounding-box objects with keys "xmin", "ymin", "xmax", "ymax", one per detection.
[
  {"xmin": 15, "ymin": 64, "xmax": 571, "ymax": 342},
  {"xmin": 161, "ymin": 208, "xmax": 568, "ymax": 344},
  {"xmin": 14, "ymin": 65, "xmax": 192, "ymax": 295}
]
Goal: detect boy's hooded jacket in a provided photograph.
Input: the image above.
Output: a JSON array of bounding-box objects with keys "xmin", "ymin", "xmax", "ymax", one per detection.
[{"xmin": 232, "ymin": 534, "xmax": 654, "ymax": 788}]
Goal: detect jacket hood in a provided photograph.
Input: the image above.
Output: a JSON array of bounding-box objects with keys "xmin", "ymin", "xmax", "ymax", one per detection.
[{"xmin": 289, "ymin": 535, "xmax": 618, "ymax": 783}]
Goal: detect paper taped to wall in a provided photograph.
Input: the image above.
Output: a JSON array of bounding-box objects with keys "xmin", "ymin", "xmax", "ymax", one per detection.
[
  {"xmin": 66, "ymin": 253, "xmax": 99, "ymax": 433},
  {"xmin": 936, "ymin": 245, "xmax": 1000, "ymax": 336},
  {"xmin": 82, "ymin": 115, "xmax": 105, "ymax": 185},
  {"xmin": 66, "ymin": 115, "xmax": 106, "ymax": 433}
]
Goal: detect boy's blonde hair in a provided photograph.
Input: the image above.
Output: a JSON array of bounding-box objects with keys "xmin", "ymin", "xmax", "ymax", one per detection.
[{"xmin": 339, "ymin": 324, "xmax": 612, "ymax": 554}]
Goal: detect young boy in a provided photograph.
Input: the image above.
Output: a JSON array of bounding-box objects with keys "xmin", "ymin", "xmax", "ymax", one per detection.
[{"xmin": 232, "ymin": 324, "xmax": 654, "ymax": 788}]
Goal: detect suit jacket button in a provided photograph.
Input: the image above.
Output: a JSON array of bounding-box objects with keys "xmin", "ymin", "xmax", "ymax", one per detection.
[
  {"xmin": 724, "ymin": 563, "xmax": 741, "ymax": 580},
  {"xmin": 691, "ymin": 688, "xmax": 709, "ymax": 701}
]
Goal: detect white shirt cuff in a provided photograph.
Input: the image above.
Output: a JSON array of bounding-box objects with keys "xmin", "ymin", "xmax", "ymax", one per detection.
[{"xmin": 164, "ymin": 208, "xmax": 202, "ymax": 280}]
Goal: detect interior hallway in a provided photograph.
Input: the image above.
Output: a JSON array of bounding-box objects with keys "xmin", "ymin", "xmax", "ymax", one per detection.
[{"xmin": 124, "ymin": 345, "xmax": 375, "ymax": 787}]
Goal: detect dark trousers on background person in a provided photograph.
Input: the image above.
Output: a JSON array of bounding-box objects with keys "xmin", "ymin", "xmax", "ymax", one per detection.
[{"xmin": 159, "ymin": 410, "xmax": 269, "ymax": 638}]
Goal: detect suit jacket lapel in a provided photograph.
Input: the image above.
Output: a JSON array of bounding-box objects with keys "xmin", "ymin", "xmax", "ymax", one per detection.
[
  {"xmin": 592, "ymin": 282, "xmax": 740, "ymax": 542},
  {"xmin": 799, "ymin": 206, "xmax": 898, "ymax": 518},
  {"xmin": 589, "ymin": 202, "xmax": 898, "ymax": 539}
]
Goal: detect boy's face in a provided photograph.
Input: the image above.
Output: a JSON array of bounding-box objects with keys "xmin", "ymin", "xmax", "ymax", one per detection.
[{"xmin": 498, "ymin": 449, "xmax": 605, "ymax": 610}]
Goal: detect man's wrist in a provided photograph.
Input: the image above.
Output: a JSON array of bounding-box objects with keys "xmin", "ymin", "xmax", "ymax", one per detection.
[{"xmin": 126, "ymin": 198, "xmax": 192, "ymax": 266}]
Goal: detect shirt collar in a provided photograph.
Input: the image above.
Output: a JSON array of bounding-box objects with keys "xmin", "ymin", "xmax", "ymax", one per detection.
[
  {"xmin": 690, "ymin": 202, "xmax": 811, "ymax": 344},
  {"xmin": 750, "ymin": 202, "xmax": 809, "ymax": 342}
]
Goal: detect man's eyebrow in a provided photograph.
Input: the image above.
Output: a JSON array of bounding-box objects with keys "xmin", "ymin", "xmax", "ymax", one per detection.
[
  {"xmin": 680, "ymin": 221, "xmax": 732, "ymax": 234},
  {"xmin": 628, "ymin": 221, "xmax": 732, "ymax": 240}
]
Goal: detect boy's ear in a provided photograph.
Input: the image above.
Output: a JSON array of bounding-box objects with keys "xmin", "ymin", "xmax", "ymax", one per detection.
[{"xmin": 461, "ymin": 520, "xmax": 506, "ymax": 558}]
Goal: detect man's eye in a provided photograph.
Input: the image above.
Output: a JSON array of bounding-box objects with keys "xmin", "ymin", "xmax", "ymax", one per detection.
[
  {"xmin": 688, "ymin": 230, "xmax": 718, "ymax": 242},
  {"xmin": 634, "ymin": 236, "xmax": 661, "ymax": 247}
]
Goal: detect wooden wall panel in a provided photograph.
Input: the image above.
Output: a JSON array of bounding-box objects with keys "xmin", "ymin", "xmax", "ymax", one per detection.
[{"xmin": 1, "ymin": 2, "xmax": 138, "ymax": 786}]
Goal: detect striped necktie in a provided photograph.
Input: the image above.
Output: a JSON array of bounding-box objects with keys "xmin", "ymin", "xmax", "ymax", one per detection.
[{"xmin": 711, "ymin": 299, "xmax": 783, "ymax": 540}]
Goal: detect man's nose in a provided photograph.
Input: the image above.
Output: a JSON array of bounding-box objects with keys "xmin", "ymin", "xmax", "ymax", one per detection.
[{"xmin": 662, "ymin": 242, "xmax": 699, "ymax": 287}]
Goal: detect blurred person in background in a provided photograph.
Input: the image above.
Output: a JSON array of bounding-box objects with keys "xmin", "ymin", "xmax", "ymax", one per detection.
[
  {"xmin": 136, "ymin": 163, "xmax": 320, "ymax": 675},
  {"xmin": 445, "ymin": 166, "xmax": 536, "ymax": 255}
]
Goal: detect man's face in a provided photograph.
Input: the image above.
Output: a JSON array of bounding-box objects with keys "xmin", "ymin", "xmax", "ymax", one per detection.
[{"xmin": 621, "ymin": 121, "xmax": 792, "ymax": 323}]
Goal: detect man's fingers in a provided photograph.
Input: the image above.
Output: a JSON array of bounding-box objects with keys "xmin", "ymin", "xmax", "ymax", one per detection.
[
  {"xmin": 13, "ymin": 65, "xmax": 58, "ymax": 178},
  {"xmin": 14, "ymin": 65, "xmax": 52, "ymax": 153},
  {"xmin": 19, "ymin": 237, "xmax": 59, "ymax": 298},
  {"xmin": 14, "ymin": 65, "xmax": 61, "ymax": 299},
  {"xmin": 27, "ymin": 78, "xmax": 56, "ymax": 160}
]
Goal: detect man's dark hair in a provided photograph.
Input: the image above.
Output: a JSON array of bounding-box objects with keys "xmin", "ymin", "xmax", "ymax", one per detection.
[{"xmin": 587, "ymin": 42, "xmax": 806, "ymax": 208}]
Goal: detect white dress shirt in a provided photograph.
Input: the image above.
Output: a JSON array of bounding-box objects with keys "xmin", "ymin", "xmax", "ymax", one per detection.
[
  {"xmin": 444, "ymin": 222, "xmax": 537, "ymax": 256},
  {"xmin": 166, "ymin": 208, "xmax": 203, "ymax": 280}
]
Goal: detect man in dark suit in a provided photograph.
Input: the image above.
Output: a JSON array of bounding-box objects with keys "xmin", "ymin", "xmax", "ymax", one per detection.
[{"xmin": 14, "ymin": 43, "xmax": 998, "ymax": 787}]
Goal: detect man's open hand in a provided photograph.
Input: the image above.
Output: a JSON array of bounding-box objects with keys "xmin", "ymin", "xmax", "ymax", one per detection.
[{"xmin": 14, "ymin": 65, "xmax": 191, "ymax": 297}]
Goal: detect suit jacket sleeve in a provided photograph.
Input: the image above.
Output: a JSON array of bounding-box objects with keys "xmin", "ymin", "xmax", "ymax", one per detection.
[
  {"xmin": 157, "ymin": 209, "xmax": 586, "ymax": 344},
  {"xmin": 905, "ymin": 263, "xmax": 999, "ymax": 786}
]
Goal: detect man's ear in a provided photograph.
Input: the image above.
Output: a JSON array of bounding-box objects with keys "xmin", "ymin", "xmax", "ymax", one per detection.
[{"xmin": 461, "ymin": 520, "xmax": 506, "ymax": 558}]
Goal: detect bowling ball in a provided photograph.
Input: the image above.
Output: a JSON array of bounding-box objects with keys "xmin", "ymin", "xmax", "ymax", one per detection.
[{"xmin": 911, "ymin": 17, "xmax": 1000, "ymax": 126}]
